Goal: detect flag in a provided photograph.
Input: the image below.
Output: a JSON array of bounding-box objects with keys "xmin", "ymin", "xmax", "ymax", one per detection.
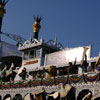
[
  {"xmin": 5, "ymin": 97, "xmax": 11, "ymax": 100},
  {"xmin": 60, "ymin": 84, "xmax": 72, "ymax": 98},
  {"xmin": 48, "ymin": 92, "xmax": 59, "ymax": 99},
  {"xmin": 95, "ymin": 52, "xmax": 100, "ymax": 66},
  {"xmin": 5, "ymin": 63, "xmax": 14, "ymax": 77},
  {"xmin": 24, "ymin": 94, "xmax": 31, "ymax": 100},
  {"xmin": 81, "ymin": 47, "xmax": 88, "ymax": 65}
]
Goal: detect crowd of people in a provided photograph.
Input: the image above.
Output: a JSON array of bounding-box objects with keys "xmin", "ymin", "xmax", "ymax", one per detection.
[{"xmin": 0, "ymin": 51, "xmax": 100, "ymax": 82}]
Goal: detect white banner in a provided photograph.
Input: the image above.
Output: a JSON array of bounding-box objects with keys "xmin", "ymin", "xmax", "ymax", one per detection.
[{"xmin": 45, "ymin": 46, "xmax": 91, "ymax": 65}]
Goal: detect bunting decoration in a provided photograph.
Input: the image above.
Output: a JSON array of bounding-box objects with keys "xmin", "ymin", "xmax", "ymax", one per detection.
[
  {"xmin": 31, "ymin": 79, "xmax": 41, "ymax": 87},
  {"xmin": 55, "ymin": 76, "xmax": 68, "ymax": 85},
  {"xmin": 0, "ymin": 72, "xmax": 100, "ymax": 89},
  {"xmin": 83, "ymin": 73, "xmax": 100, "ymax": 82},
  {"xmin": 11, "ymin": 81, "xmax": 19, "ymax": 88},
  {"xmin": 42, "ymin": 78, "xmax": 54, "ymax": 86},
  {"xmin": 1, "ymin": 82, "xmax": 10, "ymax": 89},
  {"xmin": 69, "ymin": 75, "xmax": 83, "ymax": 84},
  {"xmin": 19, "ymin": 80, "xmax": 31, "ymax": 88}
]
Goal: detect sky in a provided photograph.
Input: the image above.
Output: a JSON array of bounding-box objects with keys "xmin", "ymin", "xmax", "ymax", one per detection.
[{"xmin": 1, "ymin": 0, "xmax": 100, "ymax": 57}]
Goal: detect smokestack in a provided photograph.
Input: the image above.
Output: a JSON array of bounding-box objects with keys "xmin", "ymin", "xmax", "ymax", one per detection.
[
  {"xmin": 33, "ymin": 16, "xmax": 42, "ymax": 40},
  {"xmin": 0, "ymin": 0, "xmax": 8, "ymax": 33}
]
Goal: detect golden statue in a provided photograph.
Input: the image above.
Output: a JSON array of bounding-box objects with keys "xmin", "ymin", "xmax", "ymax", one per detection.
[
  {"xmin": 46, "ymin": 65, "xmax": 57, "ymax": 78},
  {"xmin": 0, "ymin": 0, "xmax": 8, "ymax": 17},
  {"xmin": 0, "ymin": 0, "xmax": 8, "ymax": 32},
  {"xmin": 33, "ymin": 16, "xmax": 42, "ymax": 40}
]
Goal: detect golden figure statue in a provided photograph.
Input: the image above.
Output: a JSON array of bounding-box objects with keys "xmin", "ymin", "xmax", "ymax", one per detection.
[
  {"xmin": 0, "ymin": 4, "xmax": 5, "ymax": 17},
  {"xmin": 46, "ymin": 65, "xmax": 57, "ymax": 78},
  {"xmin": 33, "ymin": 16, "xmax": 42, "ymax": 40},
  {"xmin": 0, "ymin": 0, "xmax": 8, "ymax": 32}
]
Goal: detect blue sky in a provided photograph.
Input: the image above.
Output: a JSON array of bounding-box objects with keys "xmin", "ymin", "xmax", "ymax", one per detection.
[{"xmin": 1, "ymin": 0, "xmax": 100, "ymax": 56}]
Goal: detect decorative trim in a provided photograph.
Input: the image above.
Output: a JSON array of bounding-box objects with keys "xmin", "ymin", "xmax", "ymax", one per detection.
[{"xmin": 24, "ymin": 60, "xmax": 38, "ymax": 65}]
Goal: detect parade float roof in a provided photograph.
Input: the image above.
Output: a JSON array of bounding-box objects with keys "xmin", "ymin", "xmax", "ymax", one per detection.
[{"xmin": 0, "ymin": 41, "xmax": 22, "ymax": 62}]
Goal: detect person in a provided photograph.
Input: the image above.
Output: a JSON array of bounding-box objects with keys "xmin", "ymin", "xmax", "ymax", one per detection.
[
  {"xmin": 19, "ymin": 68, "xmax": 27, "ymax": 80},
  {"xmin": 43, "ymin": 66, "xmax": 57, "ymax": 78},
  {"xmin": 82, "ymin": 61, "xmax": 88, "ymax": 73},
  {"xmin": 87, "ymin": 66, "xmax": 93, "ymax": 72},
  {"xmin": 10, "ymin": 70, "xmax": 17, "ymax": 81},
  {"xmin": 1, "ymin": 65, "xmax": 7, "ymax": 82},
  {"xmin": 95, "ymin": 52, "xmax": 100, "ymax": 71},
  {"xmin": 97, "ymin": 64, "xmax": 100, "ymax": 71},
  {"xmin": 78, "ymin": 55, "xmax": 88, "ymax": 74},
  {"xmin": 81, "ymin": 54, "xmax": 88, "ymax": 73},
  {"xmin": 68, "ymin": 58, "xmax": 77, "ymax": 74}
]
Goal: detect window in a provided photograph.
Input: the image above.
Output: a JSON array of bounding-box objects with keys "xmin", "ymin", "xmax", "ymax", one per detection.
[
  {"xmin": 42, "ymin": 48, "xmax": 49, "ymax": 57},
  {"xmin": 30, "ymin": 50, "xmax": 35, "ymax": 58},
  {"xmin": 23, "ymin": 49, "xmax": 41, "ymax": 60},
  {"xmin": 24, "ymin": 51, "xmax": 29, "ymax": 60},
  {"xmin": 36, "ymin": 49, "xmax": 40, "ymax": 57}
]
